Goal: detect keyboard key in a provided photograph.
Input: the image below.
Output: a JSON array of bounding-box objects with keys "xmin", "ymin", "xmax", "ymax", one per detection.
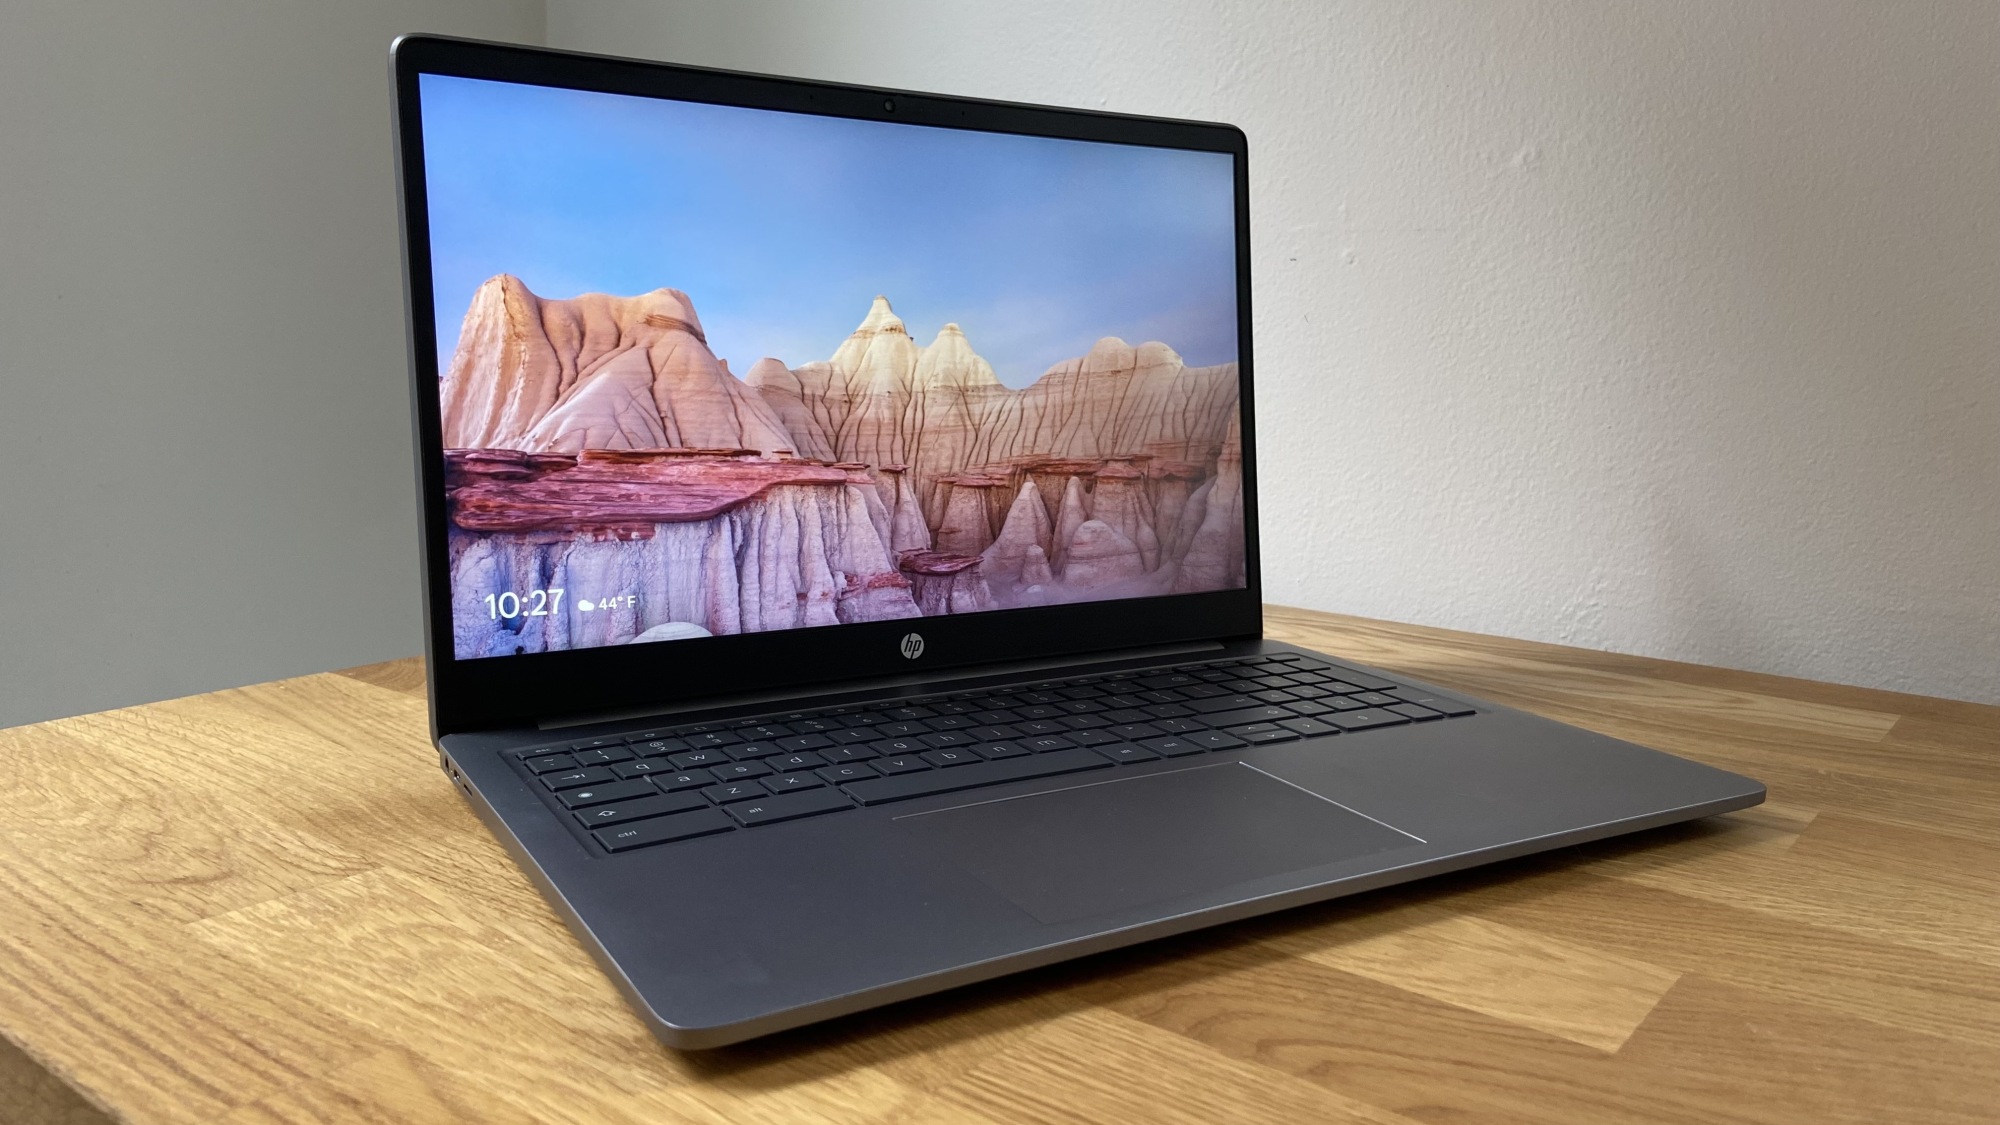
[
  {"xmin": 1388, "ymin": 691, "xmax": 1477, "ymax": 717},
  {"xmin": 1204, "ymin": 705, "xmax": 1301, "ymax": 728},
  {"xmin": 654, "ymin": 769, "xmax": 714, "ymax": 792},
  {"xmin": 627, "ymin": 738, "xmax": 688, "ymax": 758},
  {"xmin": 574, "ymin": 790, "xmax": 709, "ymax": 828},
  {"xmin": 870, "ymin": 737, "xmax": 928, "ymax": 756},
  {"xmin": 873, "ymin": 755, "xmax": 931, "ymax": 775},
  {"xmin": 816, "ymin": 762, "xmax": 879, "ymax": 785},
  {"xmin": 967, "ymin": 724, "xmax": 1023, "ymax": 741},
  {"xmin": 522, "ymin": 753, "xmax": 577, "ymax": 774},
  {"xmin": 1014, "ymin": 719, "xmax": 1068, "ymax": 737},
  {"xmin": 1238, "ymin": 727, "xmax": 1301, "ymax": 745},
  {"xmin": 827, "ymin": 727, "xmax": 879, "ymax": 744},
  {"xmin": 926, "ymin": 713, "xmax": 975, "ymax": 729},
  {"xmin": 701, "ymin": 781, "xmax": 765, "ymax": 804},
  {"xmin": 727, "ymin": 741, "xmax": 788, "ymax": 760},
  {"xmin": 1137, "ymin": 736, "xmax": 1206, "ymax": 757},
  {"xmin": 1278, "ymin": 717, "xmax": 1341, "ymax": 737},
  {"xmin": 918, "ymin": 730, "xmax": 974, "ymax": 747},
  {"xmin": 736, "ymin": 724, "xmax": 793, "ymax": 741},
  {"xmin": 770, "ymin": 751, "xmax": 827, "ymax": 772},
  {"xmin": 822, "ymin": 745, "xmax": 879, "ymax": 763},
  {"xmin": 1388, "ymin": 703, "xmax": 1447, "ymax": 722},
  {"xmin": 1054, "ymin": 712, "xmax": 1114, "ymax": 731},
  {"xmin": 542, "ymin": 767, "xmax": 613, "ymax": 791},
  {"xmin": 667, "ymin": 748, "xmax": 727, "ymax": 770},
  {"xmin": 1021, "ymin": 734, "xmax": 1076, "ymax": 753},
  {"xmin": 1064, "ymin": 728, "xmax": 1123, "ymax": 746},
  {"xmin": 568, "ymin": 737, "xmax": 626, "ymax": 752},
  {"xmin": 971, "ymin": 741, "xmax": 1031, "ymax": 759},
  {"xmin": 1184, "ymin": 730, "xmax": 1247, "ymax": 751},
  {"xmin": 683, "ymin": 731, "xmax": 740, "ymax": 749},
  {"xmin": 1326, "ymin": 669, "xmax": 1399, "ymax": 691},
  {"xmin": 881, "ymin": 706, "xmax": 938, "ymax": 721},
  {"xmin": 776, "ymin": 733, "xmax": 834, "ymax": 751},
  {"xmin": 558, "ymin": 780, "xmax": 660, "ymax": 809},
  {"xmin": 1186, "ymin": 694, "xmax": 1265, "ymax": 714},
  {"xmin": 571, "ymin": 746, "xmax": 634, "ymax": 766},
  {"xmin": 593, "ymin": 807, "xmax": 735, "ymax": 851},
  {"xmin": 1327, "ymin": 708, "xmax": 1411, "ymax": 731},
  {"xmin": 1351, "ymin": 692, "xmax": 1399, "ymax": 706},
  {"xmin": 788, "ymin": 717, "xmax": 838, "ymax": 733},
  {"xmin": 728, "ymin": 786, "xmax": 854, "ymax": 826},
  {"xmin": 842, "ymin": 747, "xmax": 1112, "ymax": 806},
  {"xmin": 1108, "ymin": 722, "xmax": 1164, "ymax": 741},
  {"xmin": 762, "ymin": 772, "xmax": 824, "ymax": 793},
  {"xmin": 711, "ymin": 761, "xmax": 774, "ymax": 781},
  {"xmin": 921, "ymin": 747, "xmax": 981, "ymax": 768},
  {"xmin": 612, "ymin": 760, "xmax": 672, "ymax": 779},
  {"xmin": 1096, "ymin": 742, "xmax": 1164, "ymax": 764},
  {"xmin": 1149, "ymin": 717, "xmax": 1207, "ymax": 734}
]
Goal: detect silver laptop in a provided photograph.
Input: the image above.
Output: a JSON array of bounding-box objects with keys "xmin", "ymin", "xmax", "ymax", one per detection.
[{"xmin": 391, "ymin": 35, "xmax": 1764, "ymax": 1048}]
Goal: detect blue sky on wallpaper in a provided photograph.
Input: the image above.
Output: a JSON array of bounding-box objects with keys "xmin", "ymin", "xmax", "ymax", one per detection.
[{"xmin": 419, "ymin": 75, "xmax": 1237, "ymax": 388}]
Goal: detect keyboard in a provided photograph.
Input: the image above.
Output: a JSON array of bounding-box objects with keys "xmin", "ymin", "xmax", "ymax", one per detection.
[{"xmin": 506, "ymin": 652, "xmax": 1477, "ymax": 854}]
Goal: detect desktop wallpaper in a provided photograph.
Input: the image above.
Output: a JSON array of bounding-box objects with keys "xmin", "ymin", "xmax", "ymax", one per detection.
[{"xmin": 421, "ymin": 75, "xmax": 1246, "ymax": 659}]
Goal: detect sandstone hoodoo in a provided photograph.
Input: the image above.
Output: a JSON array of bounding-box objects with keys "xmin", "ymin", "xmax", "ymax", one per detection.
[{"xmin": 440, "ymin": 278, "xmax": 1247, "ymax": 650}]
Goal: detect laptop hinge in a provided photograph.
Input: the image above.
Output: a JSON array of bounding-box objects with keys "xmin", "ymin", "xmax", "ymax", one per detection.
[{"xmin": 536, "ymin": 639, "xmax": 1229, "ymax": 732}]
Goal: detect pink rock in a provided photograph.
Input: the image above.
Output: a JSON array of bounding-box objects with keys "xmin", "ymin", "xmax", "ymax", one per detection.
[
  {"xmin": 897, "ymin": 552, "xmax": 997, "ymax": 616},
  {"xmin": 979, "ymin": 480, "xmax": 1054, "ymax": 587},
  {"xmin": 1088, "ymin": 462, "xmax": 1161, "ymax": 572},
  {"xmin": 1021, "ymin": 544, "xmax": 1054, "ymax": 587},
  {"xmin": 754, "ymin": 299, "xmax": 1239, "ymax": 523},
  {"xmin": 1062, "ymin": 519, "xmax": 1146, "ymax": 587},
  {"xmin": 933, "ymin": 476, "xmax": 1004, "ymax": 555},
  {"xmin": 440, "ymin": 275, "xmax": 794, "ymax": 454},
  {"xmin": 1171, "ymin": 418, "xmax": 1246, "ymax": 594},
  {"xmin": 879, "ymin": 465, "xmax": 932, "ymax": 555},
  {"xmin": 446, "ymin": 472, "xmax": 920, "ymax": 657},
  {"xmin": 1052, "ymin": 475, "xmax": 1091, "ymax": 573}
]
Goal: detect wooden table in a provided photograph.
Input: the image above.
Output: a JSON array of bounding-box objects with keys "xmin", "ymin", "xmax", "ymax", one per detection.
[{"xmin": 2, "ymin": 607, "xmax": 1995, "ymax": 1125}]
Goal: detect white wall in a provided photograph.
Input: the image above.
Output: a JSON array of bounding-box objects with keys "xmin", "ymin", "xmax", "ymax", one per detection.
[
  {"xmin": 0, "ymin": 1, "xmax": 544, "ymax": 729},
  {"xmin": 549, "ymin": 0, "xmax": 2000, "ymax": 704}
]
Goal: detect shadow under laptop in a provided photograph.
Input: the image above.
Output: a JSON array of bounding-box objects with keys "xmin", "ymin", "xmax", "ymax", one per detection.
[{"xmin": 675, "ymin": 809, "xmax": 1770, "ymax": 1085}]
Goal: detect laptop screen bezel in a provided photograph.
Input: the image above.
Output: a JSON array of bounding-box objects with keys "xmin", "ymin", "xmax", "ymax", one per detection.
[{"xmin": 391, "ymin": 35, "xmax": 1262, "ymax": 736}]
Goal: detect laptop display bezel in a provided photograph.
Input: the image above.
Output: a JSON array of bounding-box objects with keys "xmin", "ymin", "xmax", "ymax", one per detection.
[{"xmin": 391, "ymin": 35, "xmax": 1262, "ymax": 736}]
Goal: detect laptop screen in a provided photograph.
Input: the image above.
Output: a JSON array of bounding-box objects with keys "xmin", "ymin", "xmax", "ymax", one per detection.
[{"xmin": 418, "ymin": 74, "xmax": 1246, "ymax": 661}]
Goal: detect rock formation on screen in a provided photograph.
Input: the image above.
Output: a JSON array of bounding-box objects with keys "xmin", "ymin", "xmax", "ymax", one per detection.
[{"xmin": 439, "ymin": 277, "xmax": 1246, "ymax": 653}]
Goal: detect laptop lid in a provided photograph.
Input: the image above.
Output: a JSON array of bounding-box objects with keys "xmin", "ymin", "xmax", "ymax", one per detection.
[{"xmin": 391, "ymin": 36, "xmax": 1261, "ymax": 736}]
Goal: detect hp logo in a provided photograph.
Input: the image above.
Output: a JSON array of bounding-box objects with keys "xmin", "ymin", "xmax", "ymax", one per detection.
[{"xmin": 899, "ymin": 632, "xmax": 926, "ymax": 660}]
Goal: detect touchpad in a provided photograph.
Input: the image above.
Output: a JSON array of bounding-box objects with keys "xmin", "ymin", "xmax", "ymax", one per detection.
[{"xmin": 892, "ymin": 762, "xmax": 1423, "ymax": 925}]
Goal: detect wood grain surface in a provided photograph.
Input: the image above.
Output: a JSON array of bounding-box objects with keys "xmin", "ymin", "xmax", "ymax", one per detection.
[{"xmin": 0, "ymin": 606, "xmax": 1994, "ymax": 1125}]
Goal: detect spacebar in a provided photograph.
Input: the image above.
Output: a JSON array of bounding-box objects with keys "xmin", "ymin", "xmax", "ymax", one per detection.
[{"xmin": 842, "ymin": 748, "xmax": 1112, "ymax": 806}]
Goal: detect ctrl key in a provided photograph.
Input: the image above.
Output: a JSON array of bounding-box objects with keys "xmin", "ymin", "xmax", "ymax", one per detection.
[{"xmin": 592, "ymin": 806, "xmax": 735, "ymax": 852}]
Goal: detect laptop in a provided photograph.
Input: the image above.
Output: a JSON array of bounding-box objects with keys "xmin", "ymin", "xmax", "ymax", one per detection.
[{"xmin": 390, "ymin": 35, "xmax": 1764, "ymax": 1049}]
